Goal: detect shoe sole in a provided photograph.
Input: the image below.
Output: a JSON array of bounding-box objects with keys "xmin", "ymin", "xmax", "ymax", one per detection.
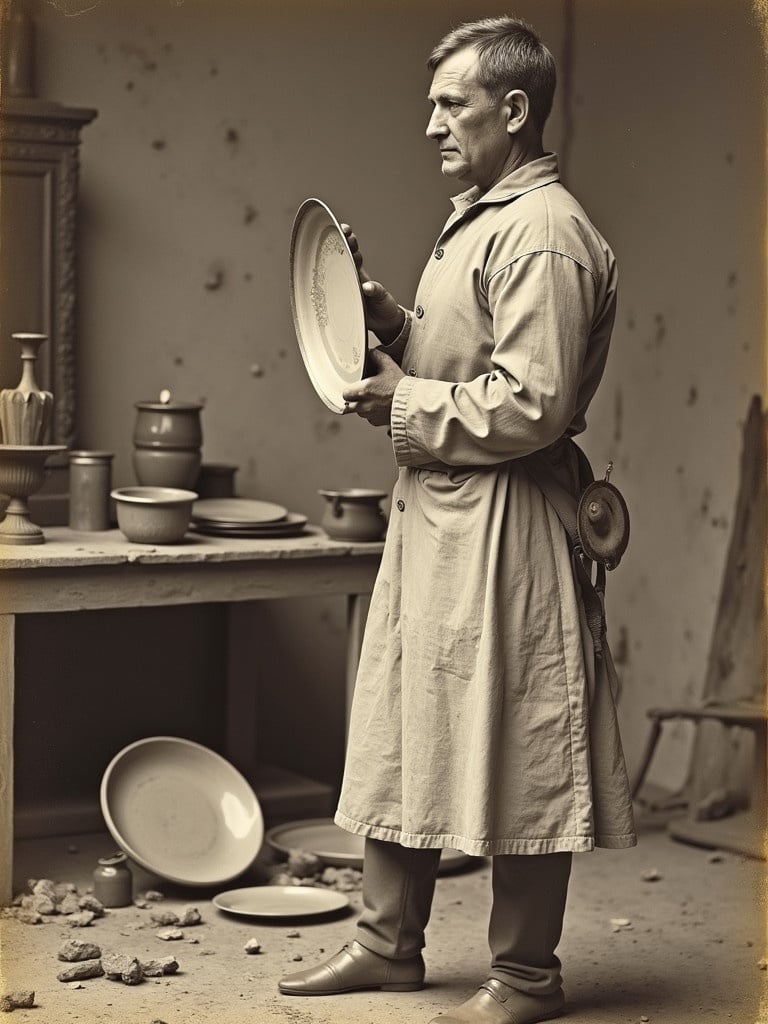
[{"xmin": 279, "ymin": 980, "xmax": 424, "ymax": 996}]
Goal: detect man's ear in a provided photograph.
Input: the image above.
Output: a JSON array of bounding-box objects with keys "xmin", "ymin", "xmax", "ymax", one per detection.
[{"xmin": 503, "ymin": 89, "xmax": 530, "ymax": 135}]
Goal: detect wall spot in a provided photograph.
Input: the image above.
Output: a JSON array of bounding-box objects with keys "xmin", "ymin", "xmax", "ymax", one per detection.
[
  {"xmin": 162, "ymin": 42, "xmax": 173, "ymax": 55},
  {"xmin": 626, "ymin": 313, "xmax": 635, "ymax": 330},
  {"xmin": 725, "ymin": 152, "xmax": 734, "ymax": 164},
  {"xmin": 151, "ymin": 139, "xmax": 166, "ymax": 151},
  {"xmin": 653, "ymin": 313, "xmax": 666, "ymax": 346},
  {"xmin": 613, "ymin": 386, "xmax": 623, "ymax": 444},
  {"xmin": 210, "ymin": 65, "xmax": 219, "ymax": 77},
  {"xmin": 710, "ymin": 515, "xmax": 728, "ymax": 530},
  {"xmin": 119, "ymin": 41, "xmax": 158, "ymax": 72},
  {"xmin": 204, "ymin": 267, "xmax": 224, "ymax": 291},
  {"xmin": 314, "ymin": 418, "xmax": 342, "ymax": 440},
  {"xmin": 700, "ymin": 487, "xmax": 712, "ymax": 517},
  {"xmin": 243, "ymin": 272, "xmax": 253, "ymax": 282},
  {"xmin": 686, "ymin": 386, "xmax": 698, "ymax": 406},
  {"xmin": 278, "ymin": 348, "xmax": 287, "ymax": 359},
  {"xmin": 173, "ymin": 356, "xmax": 184, "ymax": 367},
  {"xmin": 125, "ymin": 80, "xmax": 134, "ymax": 91},
  {"xmin": 675, "ymin": 464, "xmax": 684, "ymax": 475},
  {"xmin": 243, "ymin": 204, "xmax": 258, "ymax": 225},
  {"xmin": 250, "ymin": 364, "xmax": 264, "ymax": 378},
  {"xmin": 727, "ymin": 271, "xmax": 737, "ymax": 287},
  {"xmin": 225, "ymin": 128, "xmax": 240, "ymax": 146},
  {"xmin": 613, "ymin": 625, "xmax": 629, "ymax": 666}
]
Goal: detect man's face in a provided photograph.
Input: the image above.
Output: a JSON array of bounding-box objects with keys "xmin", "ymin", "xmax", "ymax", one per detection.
[{"xmin": 426, "ymin": 46, "xmax": 512, "ymax": 191}]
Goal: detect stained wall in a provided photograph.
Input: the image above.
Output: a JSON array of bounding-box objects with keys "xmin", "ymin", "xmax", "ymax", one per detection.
[{"xmin": 11, "ymin": 0, "xmax": 766, "ymax": 822}]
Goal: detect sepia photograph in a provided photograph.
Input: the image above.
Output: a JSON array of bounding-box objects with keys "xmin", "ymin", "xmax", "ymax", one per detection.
[{"xmin": 0, "ymin": 0, "xmax": 765, "ymax": 1021}]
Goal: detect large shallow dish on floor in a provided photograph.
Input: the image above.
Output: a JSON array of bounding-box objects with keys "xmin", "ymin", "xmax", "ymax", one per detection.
[
  {"xmin": 265, "ymin": 818, "xmax": 473, "ymax": 874},
  {"xmin": 100, "ymin": 736, "xmax": 264, "ymax": 886},
  {"xmin": 213, "ymin": 885, "xmax": 350, "ymax": 919},
  {"xmin": 289, "ymin": 197, "xmax": 367, "ymax": 414}
]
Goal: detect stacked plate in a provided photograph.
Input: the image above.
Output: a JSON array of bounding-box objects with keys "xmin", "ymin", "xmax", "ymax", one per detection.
[{"xmin": 190, "ymin": 498, "xmax": 308, "ymax": 539}]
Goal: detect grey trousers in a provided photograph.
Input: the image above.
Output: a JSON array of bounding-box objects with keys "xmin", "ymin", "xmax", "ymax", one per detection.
[{"xmin": 355, "ymin": 837, "xmax": 571, "ymax": 996}]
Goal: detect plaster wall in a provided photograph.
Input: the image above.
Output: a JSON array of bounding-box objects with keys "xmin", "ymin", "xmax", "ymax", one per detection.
[{"xmin": 12, "ymin": 0, "xmax": 766, "ymax": 818}]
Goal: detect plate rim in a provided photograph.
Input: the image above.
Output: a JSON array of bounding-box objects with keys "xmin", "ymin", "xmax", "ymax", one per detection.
[
  {"xmin": 99, "ymin": 735, "xmax": 264, "ymax": 887},
  {"xmin": 191, "ymin": 498, "xmax": 289, "ymax": 525},
  {"xmin": 289, "ymin": 196, "xmax": 367, "ymax": 415},
  {"xmin": 212, "ymin": 884, "xmax": 350, "ymax": 918}
]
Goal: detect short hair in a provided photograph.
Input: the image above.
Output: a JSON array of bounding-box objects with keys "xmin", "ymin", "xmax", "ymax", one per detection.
[{"xmin": 427, "ymin": 16, "xmax": 556, "ymax": 134}]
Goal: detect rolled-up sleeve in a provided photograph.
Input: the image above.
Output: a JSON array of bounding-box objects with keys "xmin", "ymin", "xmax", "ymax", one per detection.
[{"xmin": 390, "ymin": 251, "xmax": 596, "ymax": 468}]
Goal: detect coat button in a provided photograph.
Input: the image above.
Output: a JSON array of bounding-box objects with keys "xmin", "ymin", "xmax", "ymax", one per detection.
[
  {"xmin": 434, "ymin": 247, "xmax": 444, "ymax": 260},
  {"xmin": 408, "ymin": 368, "xmax": 417, "ymax": 376},
  {"xmin": 396, "ymin": 499, "xmax": 405, "ymax": 512},
  {"xmin": 415, "ymin": 305, "xmax": 424, "ymax": 318}
]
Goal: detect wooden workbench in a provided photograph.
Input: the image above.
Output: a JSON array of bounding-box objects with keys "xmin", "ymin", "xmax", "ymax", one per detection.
[{"xmin": 0, "ymin": 526, "xmax": 383, "ymax": 905}]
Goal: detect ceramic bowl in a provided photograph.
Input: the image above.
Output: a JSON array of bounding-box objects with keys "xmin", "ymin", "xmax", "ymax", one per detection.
[
  {"xmin": 100, "ymin": 736, "xmax": 264, "ymax": 886},
  {"xmin": 111, "ymin": 486, "xmax": 197, "ymax": 544}
]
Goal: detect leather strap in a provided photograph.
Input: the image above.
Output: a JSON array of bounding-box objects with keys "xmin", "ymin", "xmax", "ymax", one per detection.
[{"xmin": 522, "ymin": 444, "xmax": 607, "ymax": 658}]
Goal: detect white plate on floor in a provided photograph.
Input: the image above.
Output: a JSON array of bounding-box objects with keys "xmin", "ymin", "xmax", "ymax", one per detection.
[
  {"xmin": 100, "ymin": 736, "xmax": 264, "ymax": 887},
  {"xmin": 289, "ymin": 197, "xmax": 367, "ymax": 414},
  {"xmin": 213, "ymin": 885, "xmax": 350, "ymax": 918},
  {"xmin": 265, "ymin": 818, "xmax": 473, "ymax": 874}
]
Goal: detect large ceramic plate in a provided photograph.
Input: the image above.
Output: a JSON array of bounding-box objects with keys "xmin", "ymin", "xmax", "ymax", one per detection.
[
  {"xmin": 100, "ymin": 737, "xmax": 264, "ymax": 887},
  {"xmin": 213, "ymin": 885, "xmax": 349, "ymax": 919},
  {"xmin": 265, "ymin": 818, "xmax": 473, "ymax": 874},
  {"xmin": 289, "ymin": 198, "xmax": 367, "ymax": 413}
]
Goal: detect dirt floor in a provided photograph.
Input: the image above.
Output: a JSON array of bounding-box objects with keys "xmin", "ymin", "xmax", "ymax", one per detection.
[{"xmin": 2, "ymin": 816, "xmax": 766, "ymax": 1024}]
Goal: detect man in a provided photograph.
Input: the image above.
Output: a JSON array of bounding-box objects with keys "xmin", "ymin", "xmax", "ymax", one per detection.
[{"xmin": 279, "ymin": 16, "xmax": 635, "ymax": 1024}]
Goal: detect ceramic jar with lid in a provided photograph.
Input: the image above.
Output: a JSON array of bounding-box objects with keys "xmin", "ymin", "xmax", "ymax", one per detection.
[
  {"xmin": 92, "ymin": 851, "xmax": 133, "ymax": 907},
  {"xmin": 132, "ymin": 397, "xmax": 203, "ymax": 490}
]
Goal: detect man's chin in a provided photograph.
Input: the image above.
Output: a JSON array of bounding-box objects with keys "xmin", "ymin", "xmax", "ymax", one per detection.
[{"xmin": 439, "ymin": 160, "xmax": 465, "ymax": 179}]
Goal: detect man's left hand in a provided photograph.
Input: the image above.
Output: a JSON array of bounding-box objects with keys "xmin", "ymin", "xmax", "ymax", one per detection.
[{"xmin": 342, "ymin": 348, "xmax": 406, "ymax": 426}]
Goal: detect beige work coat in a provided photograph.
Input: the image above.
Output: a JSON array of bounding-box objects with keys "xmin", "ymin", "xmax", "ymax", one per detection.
[{"xmin": 335, "ymin": 154, "xmax": 636, "ymax": 856}]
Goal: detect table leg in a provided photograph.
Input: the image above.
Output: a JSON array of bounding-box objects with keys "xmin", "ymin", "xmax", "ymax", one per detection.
[
  {"xmin": 0, "ymin": 614, "xmax": 15, "ymax": 905},
  {"xmin": 345, "ymin": 595, "xmax": 370, "ymax": 739},
  {"xmin": 225, "ymin": 603, "xmax": 260, "ymax": 782}
]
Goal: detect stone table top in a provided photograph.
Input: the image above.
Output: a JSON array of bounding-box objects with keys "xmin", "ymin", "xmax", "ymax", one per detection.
[{"xmin": 0, "ymin": 526, "xmax": 385, "ymax": 570}]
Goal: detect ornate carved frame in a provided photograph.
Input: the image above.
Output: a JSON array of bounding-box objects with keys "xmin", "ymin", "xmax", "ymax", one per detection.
[{"xmin": 0, "ymin": 98, "xmax": 96, "ymax": 449}]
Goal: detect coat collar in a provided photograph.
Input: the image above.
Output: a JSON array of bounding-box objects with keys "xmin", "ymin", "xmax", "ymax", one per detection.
[{"xmin": 449, "ymin": 152, "xmax": 560, "ymax": 216}]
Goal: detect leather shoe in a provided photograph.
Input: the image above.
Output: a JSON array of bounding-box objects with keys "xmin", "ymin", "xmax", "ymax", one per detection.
[
  {"xmin": 428, "ymin": 978, "xmax": 564, "ymax": 1024},
  {"xmin": 278, "ymin": 940, "xmax": 425, "ymax": 996}
]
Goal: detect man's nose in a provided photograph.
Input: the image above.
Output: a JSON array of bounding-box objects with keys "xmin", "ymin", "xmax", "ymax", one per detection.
[{"xmin": 426, "ymin": 107, "xmax": 447, "ymax": 139}]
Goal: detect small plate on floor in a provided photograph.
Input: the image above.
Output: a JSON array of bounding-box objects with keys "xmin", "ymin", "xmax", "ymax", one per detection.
[
  {"xmin": 265, "ymin": 818, "xmax": 473, "ymax": 874},
  {"xmin": 213, "ymin": 885, "xmax": 350, "ymax": 918}
]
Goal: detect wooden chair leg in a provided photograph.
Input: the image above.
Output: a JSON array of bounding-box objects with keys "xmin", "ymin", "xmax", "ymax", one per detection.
[{"xmin": 631, "ymin": 717, "xmax": 664, "ymax": 801}]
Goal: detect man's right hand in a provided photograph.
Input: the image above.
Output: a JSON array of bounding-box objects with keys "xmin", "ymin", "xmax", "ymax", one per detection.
[{"xmin": 341, "ymin": 223, "xmax": 406, "ymax": 345}]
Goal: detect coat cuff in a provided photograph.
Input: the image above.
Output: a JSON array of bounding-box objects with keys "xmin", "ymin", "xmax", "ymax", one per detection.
[{"xmin": 391, "ymin": 375, "xmax": 418, "ymax": 466}]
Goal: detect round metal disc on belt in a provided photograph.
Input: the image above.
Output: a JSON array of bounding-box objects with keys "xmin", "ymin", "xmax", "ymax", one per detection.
[{"xmin": 577, "ymin": 480, "xmax": 630, "ymax": 569}]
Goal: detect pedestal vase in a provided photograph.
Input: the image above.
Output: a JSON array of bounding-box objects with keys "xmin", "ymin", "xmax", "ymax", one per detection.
[{"xmin": 0, "ymin": 444, "xmax": 66, "ymax": 544}]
